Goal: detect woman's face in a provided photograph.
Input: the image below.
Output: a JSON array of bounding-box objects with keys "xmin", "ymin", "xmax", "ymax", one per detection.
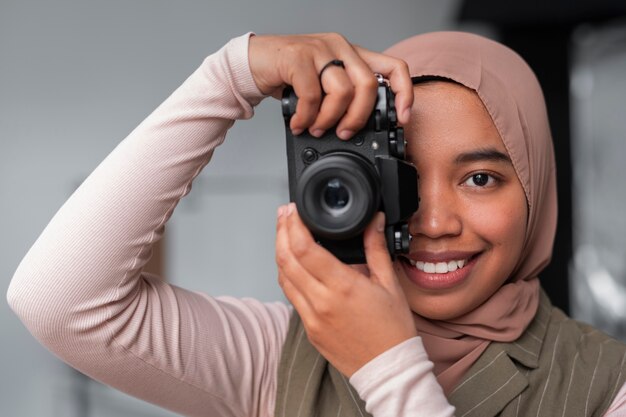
[{"xmin": 395, "ymin": 81, "xmax": 528, "ymax": 320}]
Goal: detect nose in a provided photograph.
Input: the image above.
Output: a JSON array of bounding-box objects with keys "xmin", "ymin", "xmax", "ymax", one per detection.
[{"xmin": 409, "ymin": 180, "xmax": 462, "ymax": 239}]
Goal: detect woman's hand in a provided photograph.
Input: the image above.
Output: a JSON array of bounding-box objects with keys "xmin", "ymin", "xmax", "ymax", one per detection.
[
  {"xmin": 248, "ymin": 33, "xmax": 413, "ymax": 139},
  {"xmin": 275, "ymin": 203, "xmax": 417, "ymax": 377}
]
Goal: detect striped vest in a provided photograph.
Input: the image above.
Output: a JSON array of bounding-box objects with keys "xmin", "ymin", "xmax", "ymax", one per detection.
[{"xmin": 274, "ymin": 289, "xmax": 626, "ymax": 417}]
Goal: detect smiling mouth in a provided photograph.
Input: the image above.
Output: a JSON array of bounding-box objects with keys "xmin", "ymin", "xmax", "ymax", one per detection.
[{"xmin": 401, "ymin": 253, "xmax": 481, "ymax": 274}]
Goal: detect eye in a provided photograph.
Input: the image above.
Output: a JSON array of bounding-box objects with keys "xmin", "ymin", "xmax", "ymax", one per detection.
[{"xmin": 462, "ymin": 173, "xmax": 499, "ymax": 188}]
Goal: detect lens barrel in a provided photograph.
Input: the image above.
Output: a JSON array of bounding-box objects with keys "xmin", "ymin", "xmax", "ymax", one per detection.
[{"xmin": 295, "ymin": 153, "xmax": 380, "ymax": 240}]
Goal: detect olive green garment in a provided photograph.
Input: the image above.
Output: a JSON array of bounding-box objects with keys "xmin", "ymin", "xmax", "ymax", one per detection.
[{"xmin": 274, "ymin": 289, "xmax": 626, "ymax": 417}]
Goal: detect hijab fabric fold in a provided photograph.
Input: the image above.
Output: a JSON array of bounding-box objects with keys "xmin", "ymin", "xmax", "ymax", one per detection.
[{"xmin": 384, "ymin": 32, "xmax": 558, "ymax": 394}]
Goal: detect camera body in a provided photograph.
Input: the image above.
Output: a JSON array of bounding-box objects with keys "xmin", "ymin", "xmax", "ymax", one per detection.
[{"xmin": 282, "ymin": 79, "xmax": 418, "ymax": 264}]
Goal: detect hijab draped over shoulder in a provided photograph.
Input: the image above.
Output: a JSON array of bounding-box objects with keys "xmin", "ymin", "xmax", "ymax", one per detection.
[{"xmin": 384, "ymin": 32, "xmax": 558, "ymax": 394}]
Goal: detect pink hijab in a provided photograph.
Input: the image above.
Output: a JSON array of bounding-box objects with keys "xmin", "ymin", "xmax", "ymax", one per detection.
[{"xmin": 384, "ymin": 32, "xmax": 558, "ymax": 394}]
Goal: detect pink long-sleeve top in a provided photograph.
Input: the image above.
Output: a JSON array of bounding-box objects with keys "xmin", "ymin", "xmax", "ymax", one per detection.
[{"xmin": 6, "ymin": 33, "xmax": 626, "ymax": 417}]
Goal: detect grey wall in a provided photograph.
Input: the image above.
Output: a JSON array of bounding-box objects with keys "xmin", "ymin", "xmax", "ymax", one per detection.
[
  {"xmin": 569, "ymin": 22, "xmax": 626, "ymax": 341},
  {"xmin": 1, "ymin": 1, "xmax": 461, "ymax": 416}
]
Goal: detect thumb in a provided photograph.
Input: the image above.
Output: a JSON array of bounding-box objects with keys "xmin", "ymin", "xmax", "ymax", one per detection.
[{"xmin": 363, "ymin": 212, "xmax": 397, "ymax": 289}]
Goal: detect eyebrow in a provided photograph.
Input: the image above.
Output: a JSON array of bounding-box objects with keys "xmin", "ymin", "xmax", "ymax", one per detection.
[{"xmin": 454, "ymin": 148, "xmax": 512, "ymax": 164}]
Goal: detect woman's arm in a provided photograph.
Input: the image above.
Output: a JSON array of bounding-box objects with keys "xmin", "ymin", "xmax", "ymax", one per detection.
[
  {"xmin": 6, "ymin": 33, "xmax": 291, "ymax": 417},
  {"xmin": 8, "ymin": 30, "xmax": 423, "ymax": 417},
  {"xmin": 349, "ymin": 337, "xmax": 455, "ymax": 417}
]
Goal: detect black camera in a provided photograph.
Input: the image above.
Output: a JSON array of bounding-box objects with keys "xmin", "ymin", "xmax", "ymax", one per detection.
[{"xmin": 282, "ymin": 78, "xmax": 419, "ymax": 264}]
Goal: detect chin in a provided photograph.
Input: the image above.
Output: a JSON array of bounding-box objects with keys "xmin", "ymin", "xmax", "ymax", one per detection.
[
  {"xmin": 408, "ymin": 297, "xmax": 470, "ymax": 321},
  {"xmin": 394, "ymin": 267, "xmax": 482, "ymax": 320}
]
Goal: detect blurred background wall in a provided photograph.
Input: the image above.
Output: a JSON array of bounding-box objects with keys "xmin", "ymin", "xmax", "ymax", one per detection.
[{"xmin": 1, "ymin": 1, "xmax": 625, "ymax": 416}]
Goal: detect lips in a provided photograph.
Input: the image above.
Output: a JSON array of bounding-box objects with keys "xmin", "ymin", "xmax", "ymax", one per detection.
[
  {"xmin": 399, "ymin": 251, "xmax": 481, "ymax": 290},
  {"xmin": 409, "ymin": 258, "xmax": 468, "ymax": 274}
]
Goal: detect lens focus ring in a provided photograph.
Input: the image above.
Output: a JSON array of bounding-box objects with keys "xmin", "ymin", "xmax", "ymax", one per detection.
[{"xmin": 296, "ymin": 153, "xmax": 380, "ymax": 240}]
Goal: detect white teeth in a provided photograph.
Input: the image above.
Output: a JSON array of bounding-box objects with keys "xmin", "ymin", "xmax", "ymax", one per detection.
[
  {"xmin": 410, "ymin": 258, "xmax": 469, "ymax": 274},
  {"xmin": 447, "ymin": 261, "xmax": 458, "ymax": 272}
]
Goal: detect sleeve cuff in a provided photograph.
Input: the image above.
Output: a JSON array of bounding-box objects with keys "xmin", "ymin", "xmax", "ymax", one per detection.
[
  {"xmin": 222, "ymin": 32, "xmax": 266, "ymax": 107},
  {"xmin": 350, "ymin": 336, "xmax": 431, "ymax": 394},
  {"xmin": 349, "ymin": 336, "xmax": 455, "ymax": 417}
]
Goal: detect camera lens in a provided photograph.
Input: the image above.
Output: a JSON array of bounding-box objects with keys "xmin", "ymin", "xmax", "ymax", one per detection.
[
  {"xmin": 322, "ymin": 178, "xmax": 351, "ymax": 216},
  {"xmin": 296, "ymin": 153, "xmax": 380, "ymax": 240}
]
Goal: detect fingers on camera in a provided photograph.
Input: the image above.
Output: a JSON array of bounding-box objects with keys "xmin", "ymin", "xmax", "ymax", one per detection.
[
  {"xmin": 336, "ymin": 74, "xmax": 379, "ymax": 139},
  {"xmin": 290, "ymin": 71, "xmax": 323, "ymax": 135},
  {"xmin": 311, "ymin": 77, "xmax": 354, "ymax": 137},
  {"xmin": 316, "ymin": 67, "xmax": 379, "ymax": 140},
  {"xmin": 290, "ymin": 36, "xmax": 380, "ymax": 139},
  {"xmin": 353, "ymin": 46, "xmax": 413, "ymax": 125}
]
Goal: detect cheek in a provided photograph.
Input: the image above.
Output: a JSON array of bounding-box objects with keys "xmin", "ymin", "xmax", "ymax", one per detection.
[
  {"xmin": 465, "ymin": 190, "xmax": 528, "ymax": 274},
  {"xmin": 470, "ymin": 200, "xmax": 526, "ymax": 244}
]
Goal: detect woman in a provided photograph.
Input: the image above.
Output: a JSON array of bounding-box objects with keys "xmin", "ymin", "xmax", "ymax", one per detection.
[{"xmin": 7, "ymin": 31, "xmax": 626, "ymax": 416}]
